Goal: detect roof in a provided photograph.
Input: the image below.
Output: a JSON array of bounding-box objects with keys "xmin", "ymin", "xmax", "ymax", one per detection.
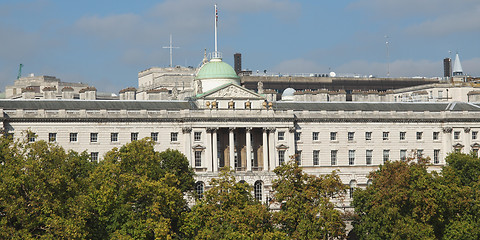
[
  {"xmin": 195, "ymin": 58, "xmax": 239, "ymax": 80},
  {"xmin": 274, "ymin": 102, "xmax": 480, "ymax": 112},
  {"xmin": 0, "ymin": 99, "xmax": 198, "ymax": 110}
]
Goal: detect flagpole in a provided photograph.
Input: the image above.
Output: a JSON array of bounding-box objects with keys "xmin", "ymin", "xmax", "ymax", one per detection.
[{"xmin": 214, "ymin": 4, "xmax": 218, "ymax": 53}]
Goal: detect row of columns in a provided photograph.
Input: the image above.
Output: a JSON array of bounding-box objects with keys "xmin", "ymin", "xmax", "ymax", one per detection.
[{"xmin": 183, "ymin": 126, "xmax": 296, "ymax": 172}]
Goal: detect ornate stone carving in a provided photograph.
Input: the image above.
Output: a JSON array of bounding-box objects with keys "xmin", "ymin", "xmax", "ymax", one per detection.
[
  {"xmin": 443, "ymin": 127, "xmax": 452, "ymax": 133},
  {"xmin": 182, "ymin": 127, "xmax": 192, "ymax": 133},
  {"xmin": 257, "ymin": 81, "xmax": 264, "ymax": 94},
  {"xmin": 246, "ymin": 127, "xmax": 252, "ymax": 132},
  {"xmin": 288, "ymin": 127, "xmax": 296, "ymax": 133},
  {"xmin": 464, "ymin": 127, "xmax": 471, "ymax": 133},
  {"xmin": 172, "ymin": 86, "xmax": 178, "ymax": 99},
  {"xmin": 267, "ymin": 127, "xmax": 276, "ymax": 133},
  {"xmin": 196, "ymin": 80, "xmax": 203, "ymax": 94},
  {"xmin": 229, "ymin": 127, "xmax": 236, "ymax": 132},
  {"xmin": 206, "ymin": 127, "xmax": 217, "ymax": 133},
  {"xmin": 207, "ymin": 85, "xmax": 261, "ymax": 99}
]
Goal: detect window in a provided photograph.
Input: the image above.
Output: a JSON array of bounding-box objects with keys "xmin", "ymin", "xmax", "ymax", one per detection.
[
  {"xmin": 313, "ymin": 150, "xmax": 320, "ymax": 166},
  {"xmin": 151, "ymin": 132, "xmax": 158, "ymax": 142},
  {"xmin": 366, "ymin": 150, "xmax": 372, "ymax": 165},
  {"xmin": 349, "ymin": 180, "xmax": 357, "ymax": 198},
  {"xmin": 438, "ymin": 90, "xmax": 443, "ymax": 98},
  {"xmin": 254, "ymin": 181, "xmax": 263, "ymax": 201},
  {"xmin": 278, "ymin": 150, "xmax": 286, "ymax": 165},
  {"xmin": 348, "ymin": 132, "xmax": 355, "ymax": 141},
  {"xmin": 278, "ymin": 131, "xmax": 285, "ymax": 141},
  {"xmin": 312, "ymin": 132, "xmax": 319, "ymax": 141},
  {"xmin": 194, "ymin": 132, "xmax": 202, "ymax": 141},
  {"xmin": 330, "ymin": 132, "xmax": 337, "ymax": 141},
  {"xmin": 131, "ymin": 132, "xmax": 138, "ymax": 141},
  {"xmin": 400, "ymin": 132, "xmax": 406, "ymax": 140},
  {"xmin": 171, "ymin": 132, "xmax": 178, "ymax": 142},
  {"xmin": 70, "ymin": 133, "xmax": 78, "ymax": 142},
  {"xmin": 195, "ymin": 182, "xmax": 204, "ymax": 199},
  {"xmin": 433, "ymin": 132, "xmax": 439, "ymax": 140},
  {"xmin": 234, "ymin": 151, "xmax": 239, "ymax": 168},
  {"xmin": 90, "ymin": 152, "xmax": 99, "ymax": 162},
  {"xmin": 295, "ymin": 132, "xmax": 301, "ymax": 141},
  {"xmin": 400, "ymin": 150, "xmax": 407, "ymax": 161},
  {"xmin": 90, "ymin": 133, "xmax": 98, "ymax": 143},
  {"xmin": 48, "ymin": 133, "xmax": 56, "ymax": 142},
  {"xmin": 365, "ymin": 132, "xmax": 372, "ymax": 141},
  {"xmin": 473, "ymin": 131, "xmax": 478, "ymax": 140},
  {"xmin": 434, "ymin": 149, "xmax": 440, "ymax": 164},
  {"xmin": 383, "ymin": 150, "xmax": 390, "ymax": 163},
  {"xmin": 331, "ymin": 150, "xmax": 337, "ymax": 166},
  {"xmin": 195, "ymin": 151, "xmax": 202, "ymax": 167},
  {"xmin": 28, "ymin": 133, "xmax": 36, "ymax": 143},
  {"xmin": 111, "ymin": 133, "xmax": 118, "ymax": 142},
  {"xmin": 416, "ymin": 132, "xmax": 423, "ymax": 140},
  {"xmin": 348, "ymin": 150, "xmax": 355, "ymax": 165},
  {"xmin": 383, "ymin": 132, "xmax": 389, "ymax": 141},
  {"xmin": 417, "ymin": 149, "xmax": 423, "ymax": 160},
  {"xmin": 454, "ymin": 131, "xmax": 460, "ymax": 140}
]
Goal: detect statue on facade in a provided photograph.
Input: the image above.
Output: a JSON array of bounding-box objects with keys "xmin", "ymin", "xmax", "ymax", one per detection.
[
  {"xmin": 257, "ymin": 81, "xmax": 264, "ymax": 94},
  {"xmin": 196, "ymin": 80, "xmax": 203, "ymax": 94}
]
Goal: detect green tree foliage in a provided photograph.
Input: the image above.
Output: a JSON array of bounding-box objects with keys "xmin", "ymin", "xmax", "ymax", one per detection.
[
  {"xmin": 272, "ymin": 160, "xmax": 347, "ymax": 239},
  {"xmin": 85, "ymin": 139, "xmax": 194, "ymax": 239},
  {"xmin": 0, "ymin": 134, "xmax": 95, "ymax": 239},
  {"xmin": 181, "ymin": 168, "xmax": 284, "ymax": 240}
]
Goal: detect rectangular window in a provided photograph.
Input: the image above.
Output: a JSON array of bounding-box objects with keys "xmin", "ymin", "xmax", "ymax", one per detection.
[
  {"xmin": 278, "ymin": 150, "xmax": 286, "ymax": 165},
  {"xmin": 278, "ymin": 131, "xmax": 285, "ymax": 141},
  {"xmin": 28, "ymin": 133, "xmax": 36, "ymax": 143},
  {"xmin": 417, "ymin": 149, "xmax": 423, "ymax": 160},
  {"xmin": 194, "ymin": 132, "xmax": 202, "ymax": 141},
  {"xmin": 48, "ymin": 133, "xmax": 56, "ymax": 142},
  {"xmin": 90, "ymin": 133, "xmax": 98, "ymax": 143},
  {"xmin": 349, "ymin": 150, "xmax": 355, "ymax": 165},
  {"xmin": 400, "ymin": 132, "xmax": 406, "ymax": 140},
  {"xmin": 70, "ymin": 133, "xmax": 78, "ymax": 142},
  {"xmin": 90, "ymin": 152, "xmax": 99, "ymax": 162},
  {"xmin": 330, "ymin": 132, "xmax": 337, "ymax": 141},
  {"xmin": 365, "ymin": 132, "xmax": 372, "ymax": 141},
  {"xmin": 383, "ymin": 150, "xmax": 390, "ymax": 163},
  {"xmin": 151, "ymin": 132, "xmax": 158, "ymax": 142},
  {"xmin": 295, "ymin": 132, "xmax": 301, "ymax": 141},
  {"xmin": 438, "ymin": 90, "xmax": 443, "ymax": 98},
  {"xmin": 434, "ymin": 149, "xmax": 440, "ymax": 164},
  {"xmin": 400, "ymin": 149, "xmax": 407, "ymax": 161},
  {"xmin": 473, "ymin": 131, "xmax": 478, "ymax": 140},
  {"xmin": 131, "ymin": 132, "xmax": 138, "ymax": 141},
  {"xmin": 195, "ymin": 151, "xmax": 202, "ymax": 167},
  {"xmin": 454, "ymin": 131, "xmax": 460, "ymax": 140},
  {"xmin": 433, "ymin": 132, "xmax": 439, "ymax": 140},
  {"xmin": 331, "ymin": 150, "xmax": 337, "ymax": 166},
  {"xmin": 383, "ymin": 132, "xmax": 389, "ymax": 141},
  {"xmin": 366, "ymin": 150, "xmax": 372, "ymax": 165},
  {"xmin": 171, "ymin": 132, "xmax": 178, "ymax": 142},
  {"xmin": 416, "ymin": 132, "xmax": 423, "ymax": 140},
  {"xmin": 312, "ymin": 132, "xmax": 319, "ymax": 141},
  {"xmin": 348, "ymin": 132, "xmax": 355, "ymax": 141},
  {"xmin": 313, "ymin": 150, "xmax": 320, "ymax": 166},
  {"xmin": 111, "ymin": 133, "xmax": 118, "ymax": 142}
]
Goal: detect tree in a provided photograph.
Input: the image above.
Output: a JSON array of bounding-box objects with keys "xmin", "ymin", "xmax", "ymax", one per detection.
[
  {"xmin": 272, "ymin": 159, "xmax": 347, "ymax": 239},
  {"xmin": 0, "ymin": 134, "xmax": 95, "ymax": 239},
  {"xmin": 84, "ymin": 139, "xmax": 194, "ymax": 239},
  {"xmin": 181, "ymin": 168, "xmax": 283, "ymax": 239}
]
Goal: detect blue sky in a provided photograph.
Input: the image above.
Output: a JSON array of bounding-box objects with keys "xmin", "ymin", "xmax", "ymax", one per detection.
[{"xmin": 1, "ymin": 0, "xmax": 479, "ymax": 92}]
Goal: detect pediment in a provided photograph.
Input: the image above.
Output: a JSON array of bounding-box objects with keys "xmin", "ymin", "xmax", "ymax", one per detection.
[
  {"xmin": 197, "ymin": 83, "xmax": 264, "ymax": 100},
  {"xmin": 276, "ymin": 144, "xmax": 289, "ymax": 150},
  {"xmin": 192, "ymin": 144, "xmax": 206, "ymax": 150}
]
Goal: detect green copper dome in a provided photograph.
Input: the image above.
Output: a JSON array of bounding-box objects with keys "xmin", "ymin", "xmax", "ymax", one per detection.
[{"xmin": 195, "ymin": 59, "xmax": 240, "ymax": 80}]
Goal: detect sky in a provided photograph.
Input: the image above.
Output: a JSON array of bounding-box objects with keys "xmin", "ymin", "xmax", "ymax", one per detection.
[{"xmin": 1, "ymin": 0, "xmax": 479, "ymax": 93}]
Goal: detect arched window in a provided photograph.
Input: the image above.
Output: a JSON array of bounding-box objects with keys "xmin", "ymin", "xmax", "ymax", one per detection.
[
  {"xmin": 254, "ymin": 181, "xmax": 263, "ymax": 201},
  {"xmin": 367, "ymin": 179, "xmax": 373, "ymax": 187},
  {"xmin": 195, "ymin": 181, "xmax": 204, "ymax": 199},
  {"xmin": 349, "ymin": 180, "xmax": 357, "ymax": 198}
]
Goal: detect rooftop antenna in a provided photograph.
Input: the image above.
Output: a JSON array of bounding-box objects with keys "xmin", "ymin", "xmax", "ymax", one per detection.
[
  {"xmin": 385, "ymin": 35, "xmax": 390, "ymax": 78},
  {"xmin": 163, "ymin": 34, "xmax": 179, "ymax": 67}
]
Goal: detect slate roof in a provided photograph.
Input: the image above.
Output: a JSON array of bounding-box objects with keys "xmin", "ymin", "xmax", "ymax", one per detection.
[{"xmin": 0, "ymin": 100, "xmax": 198, "ymax": 110}]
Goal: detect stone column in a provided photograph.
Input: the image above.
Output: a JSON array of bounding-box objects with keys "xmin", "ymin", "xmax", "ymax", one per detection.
[
  {"xmin": 464, "ymin": 127, "xmax": 471, "ymax": 153},
  {"xmin": 443, "ymin": 127, "xmax": 452, "ymax": 160},
  {"xmin": 288, "ymin": 127, "xmax": 296, "ymax": 158},
  {"xmin": 212, "ymin": 128, "xmax": 218, "ymax": 172},
  {"xmin": 268, "ymin": 128, "xmax": 276, "ymax": 171},
  {"xmin": 206, "ymin": 128, "xmax": 213, "ymax": 172},
  {"xmin": 246, "ymin": 127, "xmax": 252, "ymax": 171},
  {"xmin": 229, "ymin": 127, "xmax": 235, "ymax": 171},
  {"xmin": 262, "ymin": 128, "xmax": 269, "ymax": 171},
  {"xmin": 182, "ymin": 127, "xmax": 192, "ymax": 167}
]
